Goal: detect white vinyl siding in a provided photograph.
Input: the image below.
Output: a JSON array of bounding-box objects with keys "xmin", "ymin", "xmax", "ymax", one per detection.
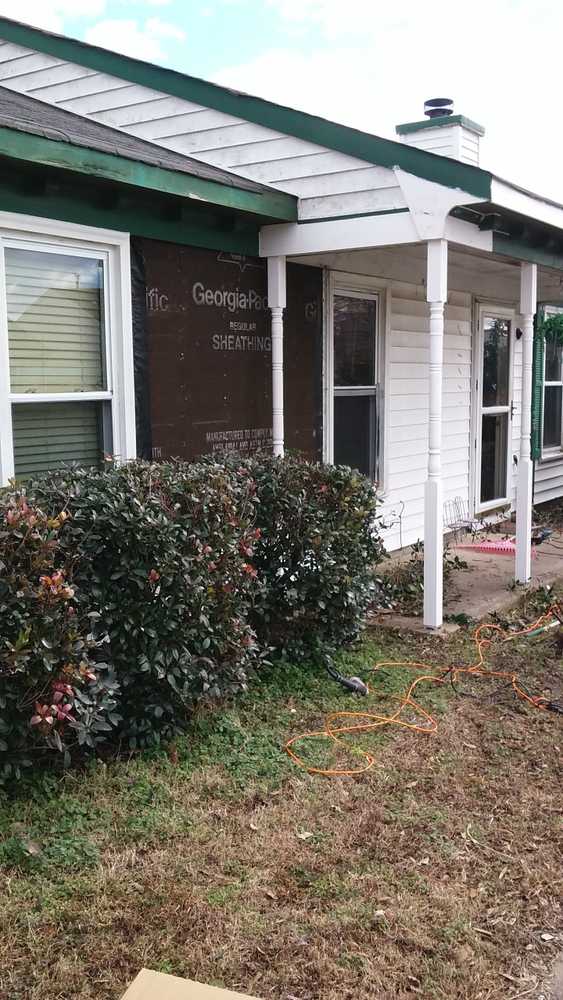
[
  {"xmin": 381, "ymin": 284, "xmax": 473, "ymax": 550},
  {"xmin": 0, "ymin": 40, "xmax": 406, "ymax": 222},
  {"xmin": 399, "ymin": 124, "xmax": 480, "ymax": 166}
]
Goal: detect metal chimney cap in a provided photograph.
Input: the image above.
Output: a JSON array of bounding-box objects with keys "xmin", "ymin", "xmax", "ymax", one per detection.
[{"xmin": 424, "ymin": 97, "xmax": 454, "ymax": 119}]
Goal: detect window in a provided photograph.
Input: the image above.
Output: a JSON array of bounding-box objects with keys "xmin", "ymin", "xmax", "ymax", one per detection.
[
  {"xmin": 540, "ymin": 306, "xmax": 563, "ymax": 454},
  {"xmin": 478, "ymin": 314, "xmax": 512, "ymax": 507},
  {"xmin": 543, "ymin": 327, "xmax": 563, "ymax": 452},
  {"xmin": 330, "ymin": 290, "xmax": 379, "ymax": 480},
  {"xmin": 0, "ymin": 217, "xmax": 135, "ymax": 484}
]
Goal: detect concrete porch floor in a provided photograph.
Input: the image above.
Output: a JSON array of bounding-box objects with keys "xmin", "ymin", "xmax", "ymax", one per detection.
[
  {"xmin": 445, "ymin": 530, "xmax": 563, "ymax": 619},
  {"xmin": 370, "ymin": 529, "xmax": 563, "ymax": 633}
]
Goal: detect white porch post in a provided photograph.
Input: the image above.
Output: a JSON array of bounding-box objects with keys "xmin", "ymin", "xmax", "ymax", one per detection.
[
  {"xmin": 267, "ymin": 255, "xmax": 286, "ymax": 457},
  {"xmin": 515, "ymin": 262, "xmax": 538, "ymax": 583},
  {"xmin": 424, "ymin": 239, "xmax": 448, "ymax": 629}
]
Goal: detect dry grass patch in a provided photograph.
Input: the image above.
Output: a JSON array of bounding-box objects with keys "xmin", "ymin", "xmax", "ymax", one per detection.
[{"xmin": 1, "ymin": 595, "xmax": 562, "ymax": 1000}]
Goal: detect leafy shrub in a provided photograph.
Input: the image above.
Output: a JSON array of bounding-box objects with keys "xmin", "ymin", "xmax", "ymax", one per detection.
[
  {"xmin": 0, "ymin": 495, "xmax": 120, "ymax": 784},
  {"xmin": 229, "ymin": 454, "xmax": 384, "ymax": 655},
  {"xmin": 2, "ymin": 455, "xmax": 384, "ymax": 776},
  {"xmin": 28, "ymin": 461, "xmax": 261, "ymax": 748}
]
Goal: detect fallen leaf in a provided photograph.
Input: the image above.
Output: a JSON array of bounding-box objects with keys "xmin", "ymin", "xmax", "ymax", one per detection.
[{"xmin": 296, "ymin": 830, "xmax": 314, "ymax": 841}]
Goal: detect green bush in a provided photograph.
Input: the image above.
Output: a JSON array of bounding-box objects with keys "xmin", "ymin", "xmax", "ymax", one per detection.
[
  {"xmin": 233, "ymin": 455, "xmax": 384, "ymax": 655},
  {"xmin": 1, "ymin": 455, "xmax": 383, "ymax": 778},
  {"xmin": 27, "ymin": 461, "xmax": 261, "ymax": 749},
  {"xmin": 0, "ymin": 495, "xmax": 120, "ymax": 784}
]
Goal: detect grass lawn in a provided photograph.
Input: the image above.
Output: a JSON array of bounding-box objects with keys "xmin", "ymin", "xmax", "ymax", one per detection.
[{"xmin": 1, "ymin": 589, "xmax": 562, "ymax": 1000}]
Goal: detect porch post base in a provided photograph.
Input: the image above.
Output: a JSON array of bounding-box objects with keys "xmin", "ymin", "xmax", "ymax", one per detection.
[
  {"xmin": 424, "ymin": 478, "xmax": 444, "ymax": 629},
  {"xmin": 515, "ymin": 457, "xmax": 533, "ymax": 583}
]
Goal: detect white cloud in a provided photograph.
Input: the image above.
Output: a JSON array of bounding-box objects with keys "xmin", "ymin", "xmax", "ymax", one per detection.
[
  {"xmin": 145, "ymin": 16, "xmax": 185, "ymax": 41},
  {"xmin": 0, "ymin": 0, "xmax": 105, "ymax": 33},
  {"xmin": 84, "ymin": 17, "xmax": 185, "ymax": 63},
  {"xmin": 216, "ymin": 1, "xmax": 563, "ymax": 202}
]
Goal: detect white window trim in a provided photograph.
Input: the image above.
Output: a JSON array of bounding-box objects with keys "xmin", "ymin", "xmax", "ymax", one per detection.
[
  {"xmin": 540, "ymin": 305, "xmax": 563, "ymax": 460},
  {"xmin": 322, "ymin": 269, "xmax": 387, "ymax": 486},
  {"xmin": 0, "ymin": 212, "xmax": 135, "ymax": 485}
]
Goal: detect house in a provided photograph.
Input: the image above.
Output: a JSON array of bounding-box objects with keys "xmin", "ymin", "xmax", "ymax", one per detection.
[{"xmin": 0, "ymin": 16, "xmax": 562, "ymax": 630}]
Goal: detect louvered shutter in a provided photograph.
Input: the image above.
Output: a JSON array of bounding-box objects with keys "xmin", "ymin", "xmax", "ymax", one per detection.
[
  {"xmin": 6, "ymin": 248, "xmax": 105, "ymax": 393},
  {"xmin": 531, "ymin": 309, "xmax": 544, "ymax": 461}
]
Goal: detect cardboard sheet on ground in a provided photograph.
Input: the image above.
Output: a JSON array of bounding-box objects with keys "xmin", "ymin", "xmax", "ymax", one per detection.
[{"xmin": 122, "ymin": 969, "xmax": 261, "ymax": 1000}]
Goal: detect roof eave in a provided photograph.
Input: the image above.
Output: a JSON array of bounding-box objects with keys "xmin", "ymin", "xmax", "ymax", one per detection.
[
  {"xmin": 0, "ymin": 124, "xmax": 298, "ymax": 223},
  {"xmin": 0, "ymin": 15, "xmax": 492, "ymax": 200}
]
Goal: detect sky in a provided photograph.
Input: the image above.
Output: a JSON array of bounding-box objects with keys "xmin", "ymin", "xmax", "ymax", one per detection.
[{"xmin": 1, "ymin": 0, "xmax": 562, "ymax": 200}]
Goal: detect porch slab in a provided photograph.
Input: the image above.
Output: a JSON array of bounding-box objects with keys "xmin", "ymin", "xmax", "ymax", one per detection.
[
  {"xmin": 445, "ymin": 531, "xmax": 563, "ymax": 619},
  {"xmin": 369, "ymin": 530, "xmax": 563, "ymax": 631}
]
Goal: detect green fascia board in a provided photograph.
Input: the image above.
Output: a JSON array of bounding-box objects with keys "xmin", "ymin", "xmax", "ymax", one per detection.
[
  {"xmin": 396, "ymin": 115, "xmax": 486, "ymax": 136},
  {"xmin": 0, "ymin": 171, "xmax": 260, "ymax": 255},
  {"xmin": 0, "ymin": 16, "xmax": 492, "ymax": 201},
  {"xmin": 0, "ymin": 125, "xmax": 296, "ymax": 223},
  {"xmin": 493, "ymin": 234, "xmax": 563, "ymax": 271}
]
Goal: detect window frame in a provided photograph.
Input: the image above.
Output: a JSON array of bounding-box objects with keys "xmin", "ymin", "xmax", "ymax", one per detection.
[
  {"xmin": 541, "ymin": 306, "xmax": 563, "ymax": 459},
  {"xmin": 323, "ymin": 270, "xmax": 386, "ymax": 485},
  {"xmin": 472, "ymin": 302, "xmax": 515, "ymax": 515},
  {"xmin": 0, "ymin": 213, "xmax": 135, "ymax": 484}
]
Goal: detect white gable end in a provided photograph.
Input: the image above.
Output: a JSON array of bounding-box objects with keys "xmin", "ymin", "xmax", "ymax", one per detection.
[{"xmin": 0, "ymin": 38, "xmax": 406, "ymax": 221}]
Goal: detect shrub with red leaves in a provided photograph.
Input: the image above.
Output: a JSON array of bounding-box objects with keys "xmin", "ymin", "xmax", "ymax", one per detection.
[{"xmin": 0, "ymin": 496, "xmax": 120, "ymax": 784}]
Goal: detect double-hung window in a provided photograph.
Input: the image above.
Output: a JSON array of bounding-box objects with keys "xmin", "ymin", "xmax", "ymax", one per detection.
[
  {"xmin": 542, "ymin": 306, "xmax": 563, "ymax": 455},
  {"xmin": 0, "ymin": 218, "xmax": 135, "ymax": 484}
]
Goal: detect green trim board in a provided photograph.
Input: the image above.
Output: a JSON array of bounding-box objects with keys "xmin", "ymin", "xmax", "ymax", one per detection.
[
  {"xmin": 0, "ymin": 16, "xmax": 492, "ymax": 201},
  {"xmin": 396, "ymin": 115, "xmax": 485, "ymax": 136},
  {"xmin": 531, "ymin": 310, "xmax": 545, "ymax": 461},
  {"xmin": 493, "ymin": 234, "xmax": 563, "ymax": 271},
  {"xmin": 0, "ymin": 158, "xmax": 262, "ymax": 255},
  {"xmin": 297, "ymin": 207, "xmax": 410, "ymax": 224},
  {"xmin": 0, "ymin": 126, "xmax": 296, "ymax": 224}
]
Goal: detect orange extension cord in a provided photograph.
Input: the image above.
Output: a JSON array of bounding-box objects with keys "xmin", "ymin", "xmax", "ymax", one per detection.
[{"xmin": 285, "ymin": 607, "xmax": 562, "ymax": 777}]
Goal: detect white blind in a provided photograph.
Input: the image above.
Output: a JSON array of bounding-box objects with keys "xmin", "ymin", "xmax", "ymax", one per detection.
[
  {"xmin": 12, "ymin": 402, "xmax": 103, "ymax": 479},
  {"xmin": 6, "ymin": 248, "xmax": 105, "ymax": 393}
]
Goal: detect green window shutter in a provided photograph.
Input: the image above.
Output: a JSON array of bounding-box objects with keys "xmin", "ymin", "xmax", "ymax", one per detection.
[
  {"xmin": 12, "ymin": 402, "xmax": 103, "ymax": 480},
  {"xmin": 531, "ymin": 309, "xmax": 545, "ymax": 461},
  {"xmin": 6, "ymin": 248, "xmax": 105, "ymax": 393}
]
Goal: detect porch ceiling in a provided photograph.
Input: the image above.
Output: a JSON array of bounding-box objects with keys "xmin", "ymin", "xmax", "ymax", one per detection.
[{"xmin": 288, "ymin": 241, "xmax": 563, "ymax": 302}]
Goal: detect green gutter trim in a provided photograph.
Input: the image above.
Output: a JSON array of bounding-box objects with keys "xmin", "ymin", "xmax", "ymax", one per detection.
[
  {"xmin": 0, "ymin": 125, "xmax": 297, "ymax": 223},
  {"xmin": 0, "ymin": 16, "xmax": 492, "ymax": 201},
  {"xmin": 396, "ymin": 115, "xmax": 485, "ymax": 136},
  {"xmin": 493, "ymin": 234, "xmax": 563, "ymax": 271},
  {"xmin": 0, "ymin": 160, "xmax": 262, "ymax": 255},
  {"xmin": 298, "ymin": 207, "xmax": 410, "ymax": 224}
]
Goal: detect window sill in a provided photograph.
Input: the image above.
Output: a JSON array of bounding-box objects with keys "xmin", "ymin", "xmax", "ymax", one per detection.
[{"xmin": 539, "ymin": 449, "xmax": 563, "ymax": 464}]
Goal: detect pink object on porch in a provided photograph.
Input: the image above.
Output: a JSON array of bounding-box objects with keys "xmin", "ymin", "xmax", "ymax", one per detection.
[{"xmin": 457, "ymin": 537, "xmax": 537, "ymax": 557}]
